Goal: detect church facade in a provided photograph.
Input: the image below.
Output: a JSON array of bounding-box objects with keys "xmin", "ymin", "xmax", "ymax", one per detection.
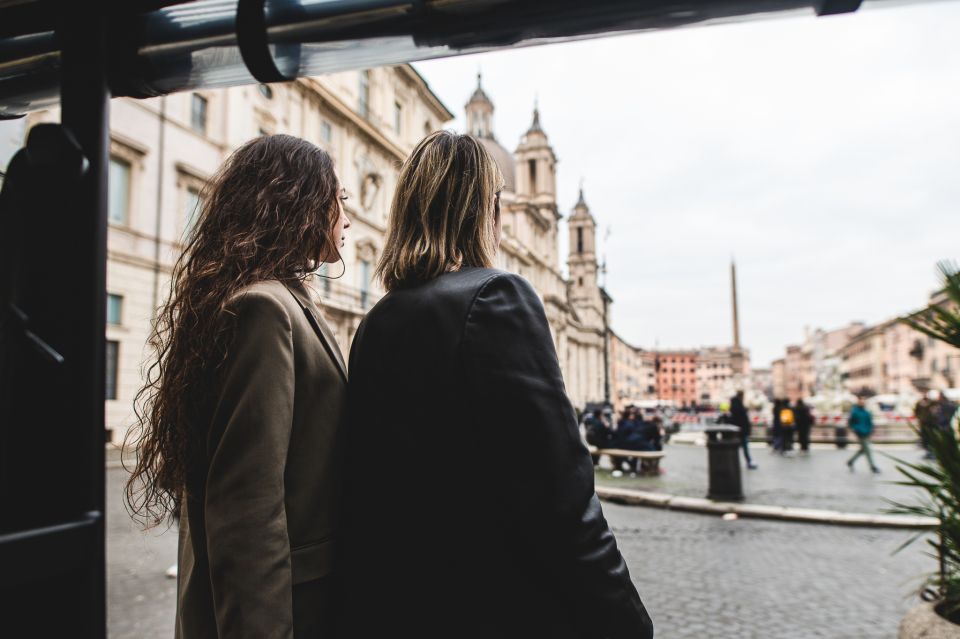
[{"xmin": 464, "ymin": 77, "xmax": 609, "ymax": 409}]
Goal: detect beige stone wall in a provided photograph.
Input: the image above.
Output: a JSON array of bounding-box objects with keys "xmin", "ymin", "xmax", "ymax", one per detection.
[
  {"xmin": 772, "ymin": 359, "xmax": 786, "ymax": 399},
  {"xmin": 696, "ymin": 346, "xmax": 749, "ymax": 405},
  {"xmin": 28, "ymin": 67, "xmax": 453, "ymax": 445},
  {"xmin": 883, "ymin": 320, "xmax": 959, "ymax": 395},
  {"xmin": 104, "ymin": 258, "xmax": 159, "ymax": 441},
  {"xmin": 840, "ymin": 327, "xmax": 886, "ymax": 396},
  {"xmin": 610, "ymin": 333, "xmax": 656, "ymax": 411}
]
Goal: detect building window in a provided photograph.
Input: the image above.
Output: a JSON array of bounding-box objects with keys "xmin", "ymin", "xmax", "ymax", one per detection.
[
  {"xmin": 577, "ymin": 227, "xmax": 583, "ymax": 254},
  {"xmin": 393, "ymin": 101, "xmax": 402, "ymax": 134},
  {"xmin": 258, "ymin": 84, "xmax": 273, "ymax": 99},
  {"xmin": 316, "ymin": 262, "xmax": 332, "ymax": 295},
  {"xmin": 184, "ymin": 186, "xmax": 201, "ymax": 235},
  {"xmin": 191, "ymin": 93, "xmax": 208, "ymax": 133},
  {"xmin": 528, "ymin": 159, "xmax": 537, "ymax": 191},
  {"xmin": 320, "ymin": 120, "xmax": 332, "ymax": 145},
  {"xmin": 358, "ymin": 259, "xmax": 371, "ymax": 309},
  {"xmin": 358, "ymin": 70, "xmax": 370, "ymax": 119},
  {"xmin": 108, "ymin": 157, "xmax": 131, "ymax": 225},
  {"xmin": 177, "ymin": 168, "xmax": 207, "ymax": 241},
  {"xmin": 424, "ymin": 120, "xmax": 432, "ymax": 136},
  {"xmin": 107, "ymin": 294, "xmax": 123, "ymax": 326},
  {"xmin": 106, "ymin": 340, "xmax": 119, "ymax": 400}
]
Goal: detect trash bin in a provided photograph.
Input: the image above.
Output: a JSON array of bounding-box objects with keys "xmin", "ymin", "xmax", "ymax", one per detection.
[
  {"xmin": 835, "ymin": 425, "xmax": 849, "ymax": 449},
  {"xmin": 705, "ymin": 425, "xmax": 744, "ymax": 501}
]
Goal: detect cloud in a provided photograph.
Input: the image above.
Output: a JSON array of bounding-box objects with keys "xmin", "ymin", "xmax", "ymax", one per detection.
[{"xmin": 415, "ymin": 1, "xmax": 960, "ymax": 366}]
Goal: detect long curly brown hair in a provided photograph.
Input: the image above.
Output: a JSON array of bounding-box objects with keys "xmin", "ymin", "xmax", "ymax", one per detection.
[{"xmin": 124, "ymin": 134, "xmax": 343, "ymax": 527}]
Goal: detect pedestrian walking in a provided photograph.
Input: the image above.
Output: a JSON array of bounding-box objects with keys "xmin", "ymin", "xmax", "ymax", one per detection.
[
  {"xmin": 338, "ymin": 131, "xmax": 652, "ymax": 639},
  {"xmin": 846, "ymin": 396, "xmax": 880, "ymax": 473},
  {"xmin": 729, "ymin": 391, "xmax": 757, "ymax": 469},
  {"xmin": 124, "ymin": 135, "xmax": 351, "ymax": 638},
  {"xmin": 794, "ymin": 398, "xmax": 813, "ymax": 455}
]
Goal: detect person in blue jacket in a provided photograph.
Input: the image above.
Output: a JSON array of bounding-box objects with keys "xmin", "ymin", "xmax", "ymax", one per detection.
[{"xmin": 846, "ymin": 396, "xmax": 880, "ymax": 473}]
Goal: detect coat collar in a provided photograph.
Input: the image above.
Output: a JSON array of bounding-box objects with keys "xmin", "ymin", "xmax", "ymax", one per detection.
[{"xmin": 283, "ymin": 278, "xmax": 348, "ymax": 382}]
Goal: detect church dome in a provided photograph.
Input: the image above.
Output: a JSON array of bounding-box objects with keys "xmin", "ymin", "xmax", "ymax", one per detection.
[
  {"xmin": 465, "ymin": 73, "xmax": 516, "ymax": 193},
  {"xmin": 478, "ymin": 137, "xmax": 516, "ymax": 194}
]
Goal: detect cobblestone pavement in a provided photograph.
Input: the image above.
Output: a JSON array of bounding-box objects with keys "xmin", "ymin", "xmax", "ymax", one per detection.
[
  {"xmin": 107, "ymin": 462, "xmax": 933, "ymax": 638},
  {"xmin": 108, "ymin": 466, "xmax": 178, "ymax": 639},
  {"xmin": 596, "ymin": 443, "xmax": 929, "ymax": 513},
  {"xmin": 605, "ymin": 502, "xmax": 930, "ymax": 639}
]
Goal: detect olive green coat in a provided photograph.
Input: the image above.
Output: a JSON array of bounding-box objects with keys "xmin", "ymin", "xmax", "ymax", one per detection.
[{"xmin": 175, "ymin": 278, "xmax": 346, "ymax": 639}]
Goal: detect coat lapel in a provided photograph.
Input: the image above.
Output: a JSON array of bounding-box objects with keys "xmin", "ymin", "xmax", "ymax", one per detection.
[{"xmin": 284, "ymin": 279, "xmax": 348, "ymax": 382}]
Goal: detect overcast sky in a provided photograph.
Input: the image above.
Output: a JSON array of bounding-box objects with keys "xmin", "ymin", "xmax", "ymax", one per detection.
[{"xmin": 414, "ymin": 1, "xmax": 960, "ymax": 368}]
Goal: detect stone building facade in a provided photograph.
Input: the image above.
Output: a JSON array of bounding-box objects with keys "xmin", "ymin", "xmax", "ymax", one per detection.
[
  {"xmin": 839, "ymin": 324, "xmax": 890, "ymax": 397},
  {"xmin": 654, "ymin": 351, "xmax": 699, "ymax": 406},
  {"xmin": 696, "ymin": 346, "xmax": 752, "ymax": 405},
  {"xmin": 463, "ymin": 77, "xmax": 609, "ymax": 409},
  {"xmin": 608, "ymin": 342, "xmax": 753, "ymax": 409},
  {"xmin": 771, "ymin": 358, "xmax": 786, "ymax": 399},
  {"xmin": 840, "ymin": 306, "xmax": 958, "ymax": 397},
  {"xmin": 771, "ymin": 290, "xmax": 959, "ymax": 400},
  {"xmin": 24, "ymin": 68, "xmax": 619, "ymax": 442},
  {"xmin": 27, "ymin": 66, "xmax": 453, "ymax": 443},
  {"xmin": 610, "ymin": 333, "xmax": 656, "ymax": 410}
]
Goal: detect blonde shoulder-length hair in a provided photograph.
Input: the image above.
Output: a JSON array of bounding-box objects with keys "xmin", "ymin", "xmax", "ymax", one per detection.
[{"xmin": 376, "ymin": 130, "xmax": 504, "ymax": 291}]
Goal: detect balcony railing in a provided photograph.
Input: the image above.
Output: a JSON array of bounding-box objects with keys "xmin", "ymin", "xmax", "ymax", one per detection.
[{"xmin": 311, "ymin": 277, "xmax": 380, "ymax": 315}]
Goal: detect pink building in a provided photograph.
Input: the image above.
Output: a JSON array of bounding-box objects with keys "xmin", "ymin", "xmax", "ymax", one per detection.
[
  {"xmin": 882, "ymin": 316, "xmax": 959, "ymax": 395},
  {"xmin": 656, "ymin": 351, "xmax": 699, "ymax": 407}
]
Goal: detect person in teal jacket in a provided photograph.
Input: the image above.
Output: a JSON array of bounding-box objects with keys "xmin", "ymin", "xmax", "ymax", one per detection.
[{"xmin": 846, "ymin": 396, "xmax": 880, "ymax": 473}]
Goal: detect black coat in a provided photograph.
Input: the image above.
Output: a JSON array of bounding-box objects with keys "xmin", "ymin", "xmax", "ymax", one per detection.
[
  {"xmin": 729, "ymin": 398, "xmax": 751, "ymax": 433},
  {"xmin": 585, "ymin": 415, "xmax": 614, "ymax": 447},
  {"xmin": 794, "ymin": 403, "xmax": 813, "ymax": 430},
  {"xmin": 338, "ymin": 268, "xmax": 652, "ymax": 639}
]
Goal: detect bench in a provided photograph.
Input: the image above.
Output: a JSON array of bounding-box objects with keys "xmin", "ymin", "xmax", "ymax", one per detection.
[{"xmin": 587, "ymin": 446, "xmax": 665, "ymax": 476}]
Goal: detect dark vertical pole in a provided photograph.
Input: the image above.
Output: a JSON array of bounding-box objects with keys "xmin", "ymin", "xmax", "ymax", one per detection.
[
  {"xmin": 59, "ymin": 0, "xmax": 109, "ymax": 635},
  {"xmin": 731, "ymin": 259, "xmax": 740, "ymax": 351},
  {"xmin": 602, "ymin": 292, "xmax": 610, "ymax": 406}
]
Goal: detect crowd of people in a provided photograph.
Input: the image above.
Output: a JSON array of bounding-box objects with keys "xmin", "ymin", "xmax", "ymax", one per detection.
[
  {"xmin": 583, "ymin": 406, "xmax": 664, "ymax": 476},
  {"xmin": 721, "ymin": 390, "xmax": 959, "ymax": 474},
  {"xmin": 766, "ymin": 397, "xmax": 815, "ymax": 456},
  {"xmin": 583, "ymin": 389, "xmax": 958, "ymax": 480}
]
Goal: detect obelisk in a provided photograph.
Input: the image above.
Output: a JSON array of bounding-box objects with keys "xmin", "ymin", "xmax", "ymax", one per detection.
[{"xmin": 730, "ymin": 259, "xmax": 745, "ymax": 375}]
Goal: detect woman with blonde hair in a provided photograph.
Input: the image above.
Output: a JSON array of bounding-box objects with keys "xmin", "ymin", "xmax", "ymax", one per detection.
[
  {"xmin": 125, "ymin": 134, "xmax": 350, "ymax": 638},
  {"xmin": 338, "ymin": 131, "xmax": 652, "ymax": 638}
]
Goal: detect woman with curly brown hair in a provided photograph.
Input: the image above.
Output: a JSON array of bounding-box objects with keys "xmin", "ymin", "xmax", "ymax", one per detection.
[{"xmin": 124, "ymin": 134, "xmax": 350, "ymax": 638}]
